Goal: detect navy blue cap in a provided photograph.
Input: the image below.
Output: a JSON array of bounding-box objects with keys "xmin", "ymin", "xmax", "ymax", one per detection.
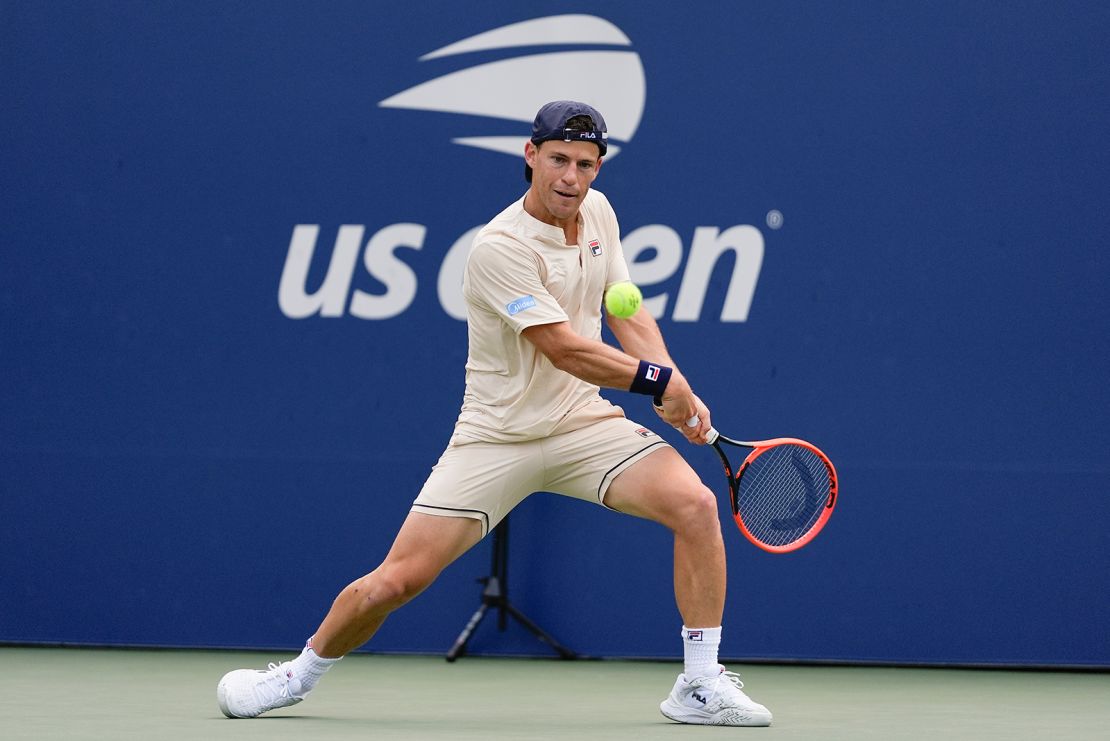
[{"xmin": 530, "ymin": 100, "xmax": 608, "ymax": 157}]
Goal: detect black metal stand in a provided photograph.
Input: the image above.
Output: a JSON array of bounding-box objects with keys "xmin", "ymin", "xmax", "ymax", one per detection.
[{"xmin": 445, "ymin": 516, "xmax": 577, "ymax": 661}]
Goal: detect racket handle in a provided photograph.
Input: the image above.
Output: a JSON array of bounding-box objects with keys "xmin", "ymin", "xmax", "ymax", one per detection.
[{"xmin": 688, "ymin": 416, "xmax": 720, "ymax": 444}]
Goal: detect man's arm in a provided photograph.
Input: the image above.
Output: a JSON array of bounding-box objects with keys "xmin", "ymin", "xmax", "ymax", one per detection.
[
  {"xmin": 521, "ymin": 317, "xmax": 709, "ymax": 443},
  {"xmin": 605, "ymin": 307, "xmax": 712, "ymax": 441},
  {"xmin": 603, "ymin": 304, "xmax": 676, "ymax": 369}
]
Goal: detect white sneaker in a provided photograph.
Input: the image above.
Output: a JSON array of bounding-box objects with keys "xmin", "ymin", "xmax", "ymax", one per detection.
[
  {"xmin": 217, "ymin": 661, "xmax": 307, "ymax": 718},
  {"xmin": 660, "ymin": 666, "xmax": 773, "ymax": 726}
]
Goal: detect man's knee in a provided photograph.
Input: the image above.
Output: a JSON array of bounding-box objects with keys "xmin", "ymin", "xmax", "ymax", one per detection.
[
  {"xmin": 351, "ymin": 563, "xmax": 437, "ymax": 612},
  {"xmin": 679, "ymin": 483, "xmax": 721, "ymax": 528},
  {"xmin": 652, "ymin": 481, "xmax": 719, "ymax": 533}
]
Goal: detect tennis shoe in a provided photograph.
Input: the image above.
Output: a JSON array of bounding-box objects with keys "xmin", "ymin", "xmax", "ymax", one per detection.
[
  {"xmin": 217, "ymin": 660, "xmax": 307, "ymax": 718},
  {"xmin": 659, "ymin": 666, "xmax": 772, "ymax": 726}
]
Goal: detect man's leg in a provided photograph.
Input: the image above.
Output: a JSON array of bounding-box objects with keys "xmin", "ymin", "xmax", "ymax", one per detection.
[
  {"xmin": 217, "ymin": 512, "xmax": 483, "ymax": 718},
  {"xmin": 604, "ymin": 447, "xmax": 772, "ymax": 727},
  {"xmin": 311, "ymin": 512, "xmax": 483, "ymax": 657},
  {"xmin": 603, "ymin": 446, "xmax": 725, "ymax": 628}
]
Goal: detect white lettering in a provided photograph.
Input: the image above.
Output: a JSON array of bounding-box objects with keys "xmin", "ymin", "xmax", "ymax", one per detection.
[
  {"xmin": 349, "ymin": 223, "xmax": 425, "ymax": 319},
  {"xmin": 621, "ymin": 224, "xmax": 683, "ymax": 319},
  {"xmin": 277, "ymin": 222, "xmax": 766, "ymax": 322},
  {"xmin": 437, "ymin": 226, "xmax": 482, "ymax": 320},
  {"xmin": 673, "ymin": 225, "xmax": 763, "ymax": 322},
  {"xmin": 278, "ymin": 225, "xmax": 364, "ymax": 319}
]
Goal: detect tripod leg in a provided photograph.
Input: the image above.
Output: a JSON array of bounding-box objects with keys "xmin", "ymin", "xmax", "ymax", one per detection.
[
  {"xmin": 446, "ymin": 602, "xmax": 490, "ymax": 662},
  {"xmin": 503, "ymin": 602, "xmax": 578, "ymax": 659},
  {"xmin": 445, "ymin": 515, "xmax": 578, "ymax": 660}
]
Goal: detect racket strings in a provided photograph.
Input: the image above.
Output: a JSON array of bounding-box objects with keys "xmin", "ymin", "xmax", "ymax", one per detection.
[{"xmin": 736, "ymin": 445, "xmax": 830, "ymax": 547}]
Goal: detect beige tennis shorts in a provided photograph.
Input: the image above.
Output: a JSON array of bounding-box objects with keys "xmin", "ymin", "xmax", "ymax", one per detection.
[{"xmin": 411, "ymin": 416, "xmax": 670, "ymax": 536}]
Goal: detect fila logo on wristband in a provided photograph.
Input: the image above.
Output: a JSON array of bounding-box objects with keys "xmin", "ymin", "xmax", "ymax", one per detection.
[{"xmin": 630, "ymin": 359, "xmax": 671, "ymax": 397}]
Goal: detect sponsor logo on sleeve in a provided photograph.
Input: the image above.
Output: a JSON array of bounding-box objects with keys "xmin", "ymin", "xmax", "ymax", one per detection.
[{"xmin": 506, "ymin": 295, "xmax": 537, "ymax": 315}]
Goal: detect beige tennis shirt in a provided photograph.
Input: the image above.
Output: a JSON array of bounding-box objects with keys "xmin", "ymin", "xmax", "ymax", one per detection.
[{"xmin": 453, "ymin": 189, "xmax": 632, "ymax": 443}]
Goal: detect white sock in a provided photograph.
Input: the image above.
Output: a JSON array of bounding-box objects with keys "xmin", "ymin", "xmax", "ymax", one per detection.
[
  {"xmin": 682, "ymin": 625, "xmax": 722, "ymax": 679},
  {"xmin": 289, "ymin": 644, "xmax": 340, "ymax": 693}
]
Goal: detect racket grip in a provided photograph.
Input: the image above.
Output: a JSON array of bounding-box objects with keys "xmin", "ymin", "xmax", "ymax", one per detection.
[{"xmin": 705, "ymin": 427, "xmax": 720, "ymax": 444}]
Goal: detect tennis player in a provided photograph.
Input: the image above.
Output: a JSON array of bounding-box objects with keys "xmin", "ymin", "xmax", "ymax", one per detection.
[{"xmin": 217, "ymin": 101, "xmax": 772, "ymax": 727}]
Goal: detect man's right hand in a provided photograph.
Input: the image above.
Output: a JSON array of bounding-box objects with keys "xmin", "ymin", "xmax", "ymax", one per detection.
[{"xmin": 655, "ymin": 377, "xmax": 712, "ymax": 445}]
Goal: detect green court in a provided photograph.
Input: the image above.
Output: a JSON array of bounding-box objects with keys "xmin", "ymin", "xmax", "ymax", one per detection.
[{"xmin": 3, "ymin": 648, "xmax": 1107, "ymax": 740}]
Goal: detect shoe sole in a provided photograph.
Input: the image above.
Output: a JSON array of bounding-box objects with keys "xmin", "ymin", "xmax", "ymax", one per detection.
[{"xmin": 660, "ymin": 698, "xmax": 772, "ymax": 727}]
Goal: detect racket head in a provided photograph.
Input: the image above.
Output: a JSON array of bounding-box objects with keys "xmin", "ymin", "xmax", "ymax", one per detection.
[{"xmin": 720, "ymin": 437, "xmax": 838, "ymax": 553}]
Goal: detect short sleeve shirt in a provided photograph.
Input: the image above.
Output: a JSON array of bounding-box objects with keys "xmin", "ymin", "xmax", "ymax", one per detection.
[{"xmin": 453, "ymin": 189, "xmax": 631, "ymax": 442}]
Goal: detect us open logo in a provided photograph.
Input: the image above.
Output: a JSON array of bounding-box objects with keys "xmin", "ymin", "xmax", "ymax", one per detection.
[
  {"xmin": 278, "ymin": 15, "xmax": 768, "ymax": 324},
  {"xmin": 378, "ymin": 14, "xmax": 646, "ymax": 160}
]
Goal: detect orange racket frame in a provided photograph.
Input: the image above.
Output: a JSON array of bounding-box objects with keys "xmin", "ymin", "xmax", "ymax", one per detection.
[{"xmin": 707, "ymin": 431, "xmax": 838, "ymax": 553}]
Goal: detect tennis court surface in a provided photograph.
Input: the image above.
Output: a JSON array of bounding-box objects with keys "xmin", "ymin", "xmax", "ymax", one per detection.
[{"xmin": 3, "ymin": 647, "xmax": 1107, "ymax": 740}]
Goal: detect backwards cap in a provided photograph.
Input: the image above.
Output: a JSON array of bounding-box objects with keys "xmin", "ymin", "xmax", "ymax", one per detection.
[
  {"xmin": 530, "ymin": 100, "xmax": 608, "ymax": 155},
  {"xmin": 525, "ymin": 100, "xmax": 608, "ymax": 181}
]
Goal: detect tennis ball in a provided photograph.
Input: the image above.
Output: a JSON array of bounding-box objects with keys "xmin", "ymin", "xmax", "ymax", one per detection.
[{"xmin": 605, "ymin": 282, "xmax": 643, "ymax": 318}]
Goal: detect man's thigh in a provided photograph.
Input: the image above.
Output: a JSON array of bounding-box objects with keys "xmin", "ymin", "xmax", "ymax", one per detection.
[
  {"xmin": 541, "ymin": 416, "xmax": 672, "ymax": 509},
  {"xmin": 411, "ymin": 438, "xmax": 545, "ymax": 537},
  {"xmin": 602, "ymin": 442, "xmax": 710, "ymax": 525},
  {"xmin": 381, "ymin": 510, "xmax": 485, "ymax": 577}
]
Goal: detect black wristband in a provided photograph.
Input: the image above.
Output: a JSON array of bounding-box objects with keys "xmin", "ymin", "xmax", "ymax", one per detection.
[{"xmin": 629, "ymin": 360, "xmax": 672, "ymax": 399}]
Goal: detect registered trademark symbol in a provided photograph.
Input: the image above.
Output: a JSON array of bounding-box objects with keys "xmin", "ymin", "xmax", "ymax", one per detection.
[{"xmin": 766, "ymin": 209, "xmax": 784, "ymax": 230}]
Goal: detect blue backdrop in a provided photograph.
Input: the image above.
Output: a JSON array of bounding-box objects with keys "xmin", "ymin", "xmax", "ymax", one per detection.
[{"xmin": 2, "ymin": 1, "xmax": 1108, "ymax": 667}]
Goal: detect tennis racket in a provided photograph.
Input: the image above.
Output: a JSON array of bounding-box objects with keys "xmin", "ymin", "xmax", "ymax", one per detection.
[{"xmin": 699, "ymin": 423, "xmax": 838, "ymax": 553}]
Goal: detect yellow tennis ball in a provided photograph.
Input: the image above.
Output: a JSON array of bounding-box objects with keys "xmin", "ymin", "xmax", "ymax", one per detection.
[{"xmin": 605, "ymin": 282, "xmax": 642, "ymax": 318}]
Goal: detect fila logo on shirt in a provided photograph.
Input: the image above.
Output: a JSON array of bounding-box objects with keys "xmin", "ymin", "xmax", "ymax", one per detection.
[{"xmin": 588, "ymin": 239, "xmax": 603, "ymax": 257}]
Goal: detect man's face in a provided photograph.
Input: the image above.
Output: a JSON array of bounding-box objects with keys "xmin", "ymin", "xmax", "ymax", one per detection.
[{"xmin": 524, "ymin": 139, "xmax": 603, "ymax": 225}]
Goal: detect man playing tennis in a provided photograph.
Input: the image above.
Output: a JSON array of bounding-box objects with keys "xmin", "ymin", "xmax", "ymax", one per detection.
[{"xmin": 217, "ymin": 101, "xmax": 772, "ymax": 727}]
